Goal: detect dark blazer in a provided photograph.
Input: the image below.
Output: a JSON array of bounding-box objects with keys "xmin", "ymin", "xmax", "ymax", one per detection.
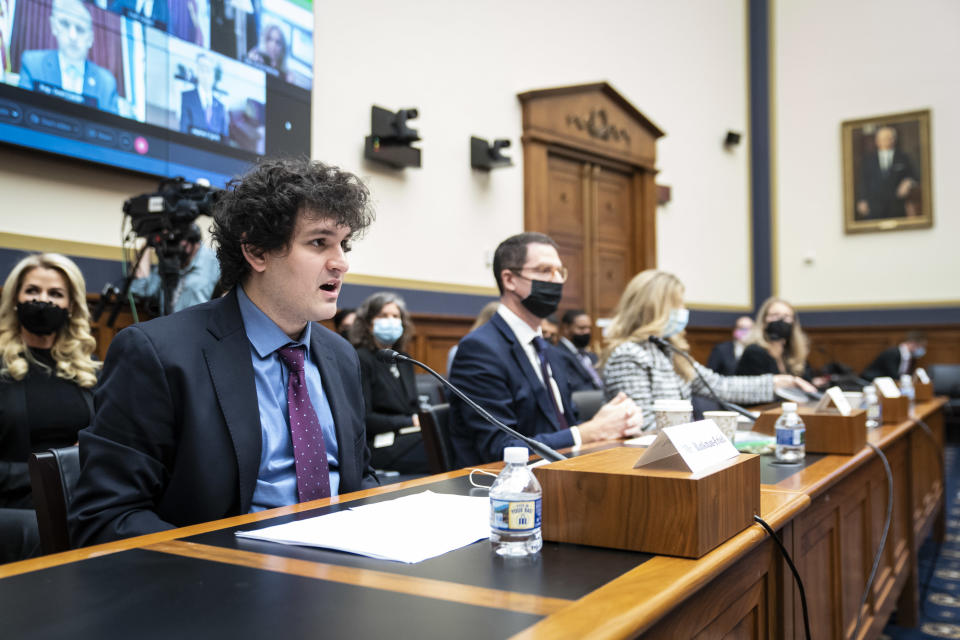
[
  {"xmin": 707, "ymin": 340, "xmax": 740, "ymax": 376},
  {"xmin": 858, "ymin": 150, "xmax": 916, "ymax": 220},
  {"xmin": 179, "ymin": 88, "xmax": 229, "ymax": 137},
  {"xmin": 69, "ymin": 290, "xmax": 377, "ymax": 547},
  {"xmin": 448, "ymin": 313, "xmax": 577, "ymax": 467},
  {"xmin": 108, "ymin": 0, "xmax": 169, "ymax": 26},
  {"xmin": 862, "ymin": 346, "xmax": 907, "ymax": 381},
  {"xmin": 356, "ymin": 347, "xmax": 418, "ymax": 436},
  {"xmin": 0, "ymin": 376, "xmax": 93, "ymax": 509},
  {"xmin": 555, "ymin": 342, "xmax": 601, "ymax": 392},
  {"xmin": 736, "ymin": 344, "xmax": 815, "ymax": 380},
  {"xmin": 19, "ymin": 50, "xmax": 119, "ymax": 114}
]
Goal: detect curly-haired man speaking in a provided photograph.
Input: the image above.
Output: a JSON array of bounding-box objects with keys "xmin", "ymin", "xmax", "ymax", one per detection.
[{"xmin": 70, "ymin": 159, "xmax": 379, "ymax": 545}]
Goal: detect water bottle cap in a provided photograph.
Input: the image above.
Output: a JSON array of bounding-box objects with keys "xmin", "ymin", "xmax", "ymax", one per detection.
[
  {"xmin": 503, "ymin": 447, "xmax": 529, "ymax": 464},
  {"xmin": 781, "ymin": 402, "xmax": 798, "ymax": 412}
]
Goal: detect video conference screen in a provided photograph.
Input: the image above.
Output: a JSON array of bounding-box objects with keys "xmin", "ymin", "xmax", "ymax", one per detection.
[{"xmin": 0, "ymin": 0, "xmax": 312, "ymax": 187}]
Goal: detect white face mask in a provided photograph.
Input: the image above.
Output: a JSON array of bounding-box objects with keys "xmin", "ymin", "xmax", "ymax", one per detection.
[
  {"xmin": 372, "ymin": 317, "xmax": 403, "ymax": 345},
  {"xmin": 662, "ymin": 308, "xmax": 689, "ymax": 338}
]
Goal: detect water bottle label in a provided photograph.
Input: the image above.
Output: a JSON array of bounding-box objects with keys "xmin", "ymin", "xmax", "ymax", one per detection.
[
  {"xmin": 776, "ymin": 428, "xmax": 805, "ymax": 446},
  {"xmin": 490, "ymin": 498, "xmax": 541, "ymax": 532}
]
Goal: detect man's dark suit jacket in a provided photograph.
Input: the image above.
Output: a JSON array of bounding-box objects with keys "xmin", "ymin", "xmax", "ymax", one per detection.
[
  {"xmin": 179, "ymin": 88, "xmax": 228, "ymax": 137},
  {"xmin": 707, "ymin": 340, "xmax": 740, "ymax": 376},
  {"xmin": 448, "ymin": 313, "xmax": 577, "ymax": 467},
  {"xmin": 555, "ymin": 341, "xmax": 601, "ymax": 392},
  {"xmin": 858, "ymin": 150, "xmax": 916, "ymax": 220},
  {"xmin": 69, "ymin": 290, "xmax": 377, "ymax": 547},
  {"xmin": 862, "ymin": 346, "xmax": 908, "ymax": 381}
]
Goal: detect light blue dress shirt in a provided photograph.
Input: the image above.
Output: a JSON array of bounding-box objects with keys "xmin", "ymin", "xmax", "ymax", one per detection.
[
  {"xmin": 236, "ymin": 286, "xmax": 340, "ymax": 511},
  {"xmin": 130, "ymin": 244, "xmax": 221, "ymax": 313}
]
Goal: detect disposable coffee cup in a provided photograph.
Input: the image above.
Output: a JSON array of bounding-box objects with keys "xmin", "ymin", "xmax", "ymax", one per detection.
[
  {"xmin": 652, "ymin": 399, "xmax": 693, "ymax": 433},
  {"xmin": 703, "ymin": 410, "xmax": 740, "ymax": 443}
]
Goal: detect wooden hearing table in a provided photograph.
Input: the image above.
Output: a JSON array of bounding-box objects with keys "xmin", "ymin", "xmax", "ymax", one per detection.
[{"xmin": 0, "ymin": 399, "xmax": 945, "ymax": 639}]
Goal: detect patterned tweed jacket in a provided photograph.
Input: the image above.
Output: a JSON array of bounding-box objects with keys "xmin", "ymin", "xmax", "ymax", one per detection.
[{"xmin": 602, "ymin": 340, "xmax": 775, "ymax": 431}]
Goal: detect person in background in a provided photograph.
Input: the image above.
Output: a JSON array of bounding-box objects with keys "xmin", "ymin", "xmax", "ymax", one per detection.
[
  {"xmin": 19, "ymin": 0, "xmax": 119, "ymax": 114},
  {"xmin": 707, "ymin": 315, "xmax": 753, "ymax": 376},
  {"xmin": 446, "ymin": 300, "xmax": 499, "ymax": 376},
  {"xmin": 862, "ymin": 331, "xmax": 927, "ymax": 381},
  {"xmin": 541, "ymin": 313, "xmax": 560, "ymax": 345},
  {"xmin": 449, "ymin": 232, "xmax": 642, "ymax": 466},
  {"xmin": 333, "ymin": 308, "xmax": 355, "ymax": 341},
  {"xmin": 246, "ymin": 24, "xmax": 287, "ymax": 77},
  {"xmin": 557, "ymin": 309, "xmax": 603, "ymax": 392},
  {"xmin": 130, "ymin": 223, "xmax": 220, "ymax": 314},
  {"xmin": 602, "ymin": 270, "xmax": 815, "ymax": 432},
  {"xmin": 349, "ymin": 292, "xmax": 427, "ymax": 475},
  {"xmin": 0, "ymin": 254, "xmax": 99, "ymax": 563},
  {"xmin": 736, "ymin": 297, "xmax": 817, "ymax": 382},
  {"xmin": 180, "ymin": 53, "xmax": 228, "ymax": 138}
]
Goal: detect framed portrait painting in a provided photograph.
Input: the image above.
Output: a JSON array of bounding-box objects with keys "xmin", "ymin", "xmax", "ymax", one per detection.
[{"xmin": 842, "ymin": 109, "xmax": 932, "ymax": 234}]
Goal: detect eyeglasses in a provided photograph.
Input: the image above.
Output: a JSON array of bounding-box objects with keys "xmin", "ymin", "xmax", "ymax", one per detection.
[{"xmin": 509, "ymin": 265, "xmax": 569, "ymax": 283}]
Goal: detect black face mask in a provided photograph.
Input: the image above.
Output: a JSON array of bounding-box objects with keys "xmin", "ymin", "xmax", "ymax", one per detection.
[
  {"xmin": 765, "ymin": 319, "xmax": 793, "ymax": 342},
  {"xmin": 17, "ymin": 301, "xmax": 70, "ymax": 336},
  {"xmin": 519, "ymin": 279, "xmax": 563, "ymax": 319},
  {"xmin": 571, "ymin": 333, "xmax": 591, "ymax": 350}
]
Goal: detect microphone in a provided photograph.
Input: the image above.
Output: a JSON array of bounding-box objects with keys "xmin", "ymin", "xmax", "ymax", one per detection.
[
  {"xmin": 648, "ymin": 336, "xmax": 760, "ymax": 422},
  {"xmin": 376, "ymin": 349, "xmax": 567, "ymax": 463}
]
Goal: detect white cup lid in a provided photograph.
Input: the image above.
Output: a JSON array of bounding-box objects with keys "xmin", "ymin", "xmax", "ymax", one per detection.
[
  {"xmin": 653, "ymin": 399, "xmax": 693, "ymax": 411},
  {"xmin": 781, "ymin": 402, "xmax": 798, "ymax": 411},
  {"xmin": 503, "ymin": 447, "xmax": 529, "ymax": 464}
]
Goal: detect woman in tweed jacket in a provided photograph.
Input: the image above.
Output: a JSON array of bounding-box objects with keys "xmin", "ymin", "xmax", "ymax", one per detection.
[{"xmin": 601, "ymin": 270, "xmax": 816, "ymax": 432}]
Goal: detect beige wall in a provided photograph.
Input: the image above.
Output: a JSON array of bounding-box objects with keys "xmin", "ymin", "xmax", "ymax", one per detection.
[
  {"xmin": 1, "ymin": 0, "xmax": 754, "ymax": 309},
  {"xmin": 773, "ymin": 0, "xmax": 960, "ymax": 308}
]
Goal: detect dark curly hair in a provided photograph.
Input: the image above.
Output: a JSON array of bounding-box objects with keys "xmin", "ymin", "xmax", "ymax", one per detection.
[
  {"xmin": 348, "ymin": 292, "xmax": 414, "ymax": 352},
  {"xmin": 212, "ymin": 157, "xmax": 374, "ymax": 289}
]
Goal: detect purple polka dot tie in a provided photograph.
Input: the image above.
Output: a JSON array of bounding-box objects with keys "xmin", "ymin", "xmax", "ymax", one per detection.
[{"xmin": 277, "ymin": 346, "xmax": 331, "ymax": 502}]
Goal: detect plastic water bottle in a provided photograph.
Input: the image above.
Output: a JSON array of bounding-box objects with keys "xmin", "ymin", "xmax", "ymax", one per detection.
[
  {"xmin": 774, "ymin": 402, "xmax": 805, "ymax": 463},
  {"xmin": 899, "ymin": 374, "xmax": 916, "ymax": 414},
  {"xmin": 864, "ymin": 385, "xmax": 881, "ymax": 429},
  {"xmin": 489, "ymin": 447, "xmax": 542, "ymax": 557}
]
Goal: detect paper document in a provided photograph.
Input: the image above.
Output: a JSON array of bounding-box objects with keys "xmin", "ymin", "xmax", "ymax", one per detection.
[{"xmin": 236, "ymin": 491, "xmax": 489, "ymax": 563}]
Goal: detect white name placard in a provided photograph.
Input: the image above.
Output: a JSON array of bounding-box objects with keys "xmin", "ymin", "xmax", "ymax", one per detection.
[
  {"xmin": 915, "ymin": 367, "xmax": 931, "ymax": 384},
  {"xmin": 815, "ymin": 386, "xmax": 852, "ymax": 416},
  {"xmin": 634, "ymin": 420, "xmax": 739, "ymax": 473},
  {"xmin": 873, "ymin": 376, "xmax": 901, "ymax": 398}
]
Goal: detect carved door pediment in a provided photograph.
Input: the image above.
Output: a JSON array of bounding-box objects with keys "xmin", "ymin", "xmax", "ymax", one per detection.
[{"xmin": 518, "ymin": 82, "xmax": 664, "ymax": 170}]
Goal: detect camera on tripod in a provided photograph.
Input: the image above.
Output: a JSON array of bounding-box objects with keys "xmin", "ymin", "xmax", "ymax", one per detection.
[
  {"xmin": 94, "ymin": 178, "xmax": 221, "ymax": 325},
  {"xmin": 123, "ymin": 177, "xmax": 218, "ymax": 249}
]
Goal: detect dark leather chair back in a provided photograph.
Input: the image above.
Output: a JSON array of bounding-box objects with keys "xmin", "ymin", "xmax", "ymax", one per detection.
[
  {"xmin": 415, "ymin": 373, "xmax": 445, "ymax": 408},
  {"xmin": 930, "ymin": 364, "xmax": 960, "ymax": 397},
  {"xmin": 418, "ymin": 403, "xmax": 452, "ymax": 474},
  {"xmin": 571, "ymin": 389, "xmax": 605, "ymax": 422},
  {"xmin": 28, "ymin": 445, "xmax": 80, "ymax": 554}
]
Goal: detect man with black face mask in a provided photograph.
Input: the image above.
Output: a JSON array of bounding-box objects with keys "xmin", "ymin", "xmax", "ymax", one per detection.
[
  {"xmin": 448, "ymin": 232, "xmax": 641, "ymax": 466},
  {"xmin": 557, "ymin": 309, "xmax": 603, "ymax": 392}
]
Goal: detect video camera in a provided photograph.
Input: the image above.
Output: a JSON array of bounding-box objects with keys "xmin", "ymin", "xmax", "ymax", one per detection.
[{"xmin": 123, "ymin": 177, "xmax": 219, "ymax": 248}]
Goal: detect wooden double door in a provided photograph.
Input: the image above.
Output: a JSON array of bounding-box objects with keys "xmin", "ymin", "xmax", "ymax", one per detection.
[
  {"xmin": 519, "ymin": 82, "xmax": 662, "ymax": 324},
  {"xmin": 538, "ymin": 152, "xmax": 645, "ymax": 320}
]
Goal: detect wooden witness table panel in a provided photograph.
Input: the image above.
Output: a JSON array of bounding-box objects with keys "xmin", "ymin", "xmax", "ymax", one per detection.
[{"xmin": 0, "ymin": 401, "xmax": 946, "ymax": 639}]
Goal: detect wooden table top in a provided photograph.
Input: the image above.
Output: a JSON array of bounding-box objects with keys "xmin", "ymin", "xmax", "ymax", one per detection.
[{"xmin": 0, "ymin": 399, "xmax": 946, "ymax": 639}]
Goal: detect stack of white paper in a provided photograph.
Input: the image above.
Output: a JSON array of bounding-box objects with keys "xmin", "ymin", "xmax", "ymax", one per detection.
[{"xmin": 236, "ymin": 491, "xmax": 490, "ymax": 564}]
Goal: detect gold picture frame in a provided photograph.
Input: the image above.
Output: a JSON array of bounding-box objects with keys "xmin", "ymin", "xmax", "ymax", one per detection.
[{"xmin": 842, "ymin": 109, "xmax": 932, "ymax": 234}]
